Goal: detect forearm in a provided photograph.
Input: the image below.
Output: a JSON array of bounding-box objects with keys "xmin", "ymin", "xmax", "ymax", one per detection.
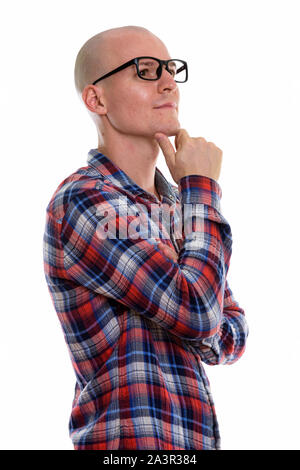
[{"xmin": 189, "ymin": 280, "xmax": 249, "ymax": 365}]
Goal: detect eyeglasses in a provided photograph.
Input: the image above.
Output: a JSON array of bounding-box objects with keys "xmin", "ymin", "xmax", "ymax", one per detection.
[{"xmin": 92, "ymin": 56, "xmax": 188, "ymax": 85}]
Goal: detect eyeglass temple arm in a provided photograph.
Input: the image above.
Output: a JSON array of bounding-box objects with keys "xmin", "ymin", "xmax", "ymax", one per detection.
[{"xmin": 92, "ymin": 59, "xmax": 136, "ymax": 85}]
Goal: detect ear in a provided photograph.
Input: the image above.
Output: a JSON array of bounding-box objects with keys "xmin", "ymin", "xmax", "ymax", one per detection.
[{"xmin": 82, "ymin": 85, "xmax": 108, "ymax": 115}]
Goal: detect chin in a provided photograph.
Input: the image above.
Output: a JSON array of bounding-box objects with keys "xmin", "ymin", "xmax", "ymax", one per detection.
[{"xmin": 155, "ymin": 121, "xmax": 181, "ymax": 137}]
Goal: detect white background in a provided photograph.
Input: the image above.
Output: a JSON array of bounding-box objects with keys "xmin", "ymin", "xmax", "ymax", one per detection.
[{"xmin": 1, "ymin": 0, "xmax": 299, "ymax": 450}]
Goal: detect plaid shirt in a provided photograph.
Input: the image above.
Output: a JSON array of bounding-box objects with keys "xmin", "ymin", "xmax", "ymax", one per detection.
[{"xmin": 43, "ymin": 149, "xmax": 248, "ymax": 450}]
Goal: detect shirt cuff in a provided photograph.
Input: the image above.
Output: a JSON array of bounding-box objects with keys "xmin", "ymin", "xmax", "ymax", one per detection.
[{"xmin": 178, "ymin": 175, "xmax": 222, "ymax": 212}]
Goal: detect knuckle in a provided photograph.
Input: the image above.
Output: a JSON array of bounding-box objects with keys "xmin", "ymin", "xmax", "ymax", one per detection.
[
  {"xmin": 186, "ymin": 139, "xmax": 196, "ymax": 149},
  {"xmin": 207, "ymin": 142, "xmax": 223, "ymax": 155}
]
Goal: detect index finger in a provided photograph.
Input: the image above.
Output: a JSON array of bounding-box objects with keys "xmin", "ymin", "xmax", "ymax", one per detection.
[{"xmin": 175, "ymin": 128, "xmax": 190, "ymax": 150}]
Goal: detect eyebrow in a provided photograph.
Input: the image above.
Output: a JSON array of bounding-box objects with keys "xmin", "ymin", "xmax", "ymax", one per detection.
[
  {"xmin": 138, "ymin": 59, "xmax": 177, "ymax": 69},
  {"xmin": 139, "ymin": 60, "xmax": 157, "ymax": 65}
]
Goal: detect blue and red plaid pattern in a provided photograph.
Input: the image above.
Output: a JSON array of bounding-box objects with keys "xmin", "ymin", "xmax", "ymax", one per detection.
[{"xmin": 43, "ymin": 149, "xmax": 248, "ymax": 450}]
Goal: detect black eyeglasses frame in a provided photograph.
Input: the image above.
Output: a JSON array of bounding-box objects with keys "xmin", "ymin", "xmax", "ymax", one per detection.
[{"xmin": 92, "ymin": 56, "xmax": 188, "ymax": 85}]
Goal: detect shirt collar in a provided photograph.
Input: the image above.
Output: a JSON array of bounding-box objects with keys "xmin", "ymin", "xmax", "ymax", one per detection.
[{"xmin": 87, "ymin": 149, "xmax": 177, "ymax": 204}]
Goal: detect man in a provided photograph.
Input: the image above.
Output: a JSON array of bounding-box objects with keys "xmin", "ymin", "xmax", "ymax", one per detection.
[{"xmin": 43, "ymin": 25, "xmax": 249, "ymax": 450}]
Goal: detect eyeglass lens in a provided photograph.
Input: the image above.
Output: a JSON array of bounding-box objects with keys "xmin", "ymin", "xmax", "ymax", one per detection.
[{"xmin": 137, "ymin": 58, "xmax": 186, "ymax": 82}]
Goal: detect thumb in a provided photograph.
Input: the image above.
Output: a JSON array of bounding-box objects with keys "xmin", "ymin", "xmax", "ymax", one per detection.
[{"xmin": 154, "ymin": 133, "xmax": 176, "ymax": 168}]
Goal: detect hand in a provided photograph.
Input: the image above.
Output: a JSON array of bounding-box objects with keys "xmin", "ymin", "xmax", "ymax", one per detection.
[
  {"xmin": 156, "ymin": 239, "xmax": 179, "ymax": 262},
  {"xmin": 154, "ymin": 128, "xmax": 223, "ymax": 184}
]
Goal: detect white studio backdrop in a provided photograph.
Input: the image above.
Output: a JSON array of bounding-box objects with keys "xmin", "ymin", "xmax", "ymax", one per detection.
[{"xmin": 0, "ymin": 0, "xmax": 299, "ymax": 450}]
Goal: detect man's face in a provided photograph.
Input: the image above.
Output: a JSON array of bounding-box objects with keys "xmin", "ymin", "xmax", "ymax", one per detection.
[{"xmin": 97, "ymin": 32, "xmax": 181, "ymax": 138}]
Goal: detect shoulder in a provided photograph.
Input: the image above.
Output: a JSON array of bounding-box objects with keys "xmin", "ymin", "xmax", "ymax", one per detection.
[{"xmin": 45, "ymin": 165, "xmax": 119, "ymax": 222}]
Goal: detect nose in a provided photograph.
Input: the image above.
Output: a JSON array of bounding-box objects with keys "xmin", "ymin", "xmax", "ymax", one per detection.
[{"xmin": 157, "ymin": 65, "xmax": 177, "ymax": 92}]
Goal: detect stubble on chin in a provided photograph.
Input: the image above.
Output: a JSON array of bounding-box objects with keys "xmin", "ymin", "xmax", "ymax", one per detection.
[
  {"xmin": 164, "ymin": 122, "xmax": 181, "ymax": 137},
  {"xmin": 155, "ymin": 118, "xmax": 181, "ymax": 138}
]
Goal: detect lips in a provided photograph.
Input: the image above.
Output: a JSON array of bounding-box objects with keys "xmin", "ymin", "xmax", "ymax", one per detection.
[{"xmin": 154, "ymin": 102, "xmax": 177, "ymax": 109}]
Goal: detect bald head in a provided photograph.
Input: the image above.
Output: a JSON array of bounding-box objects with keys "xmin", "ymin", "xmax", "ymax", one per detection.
[{"xmin": 74, "ymin": 26, "xmax": 166, "ymax": 96}]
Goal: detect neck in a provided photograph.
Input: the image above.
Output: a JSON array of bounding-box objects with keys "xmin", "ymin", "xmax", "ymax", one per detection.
[{"xmin": 97, "ymin": 129, "xmax": 161, "ymax": 200}]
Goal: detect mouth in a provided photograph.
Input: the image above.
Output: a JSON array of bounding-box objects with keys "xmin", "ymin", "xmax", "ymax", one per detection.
[{"xmin": 154, "ymin": 103, "xmax": 178, "ymax": 110}]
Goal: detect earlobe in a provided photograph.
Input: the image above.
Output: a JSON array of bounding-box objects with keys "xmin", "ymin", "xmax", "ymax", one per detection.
[{"xmin": 82, "ymin": 85, "xmax": 107, "ymax": 115}]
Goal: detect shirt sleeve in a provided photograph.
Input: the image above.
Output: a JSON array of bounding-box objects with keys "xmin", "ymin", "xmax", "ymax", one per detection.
[
  {"xmin": 60, "ymin": 175, "xmax": 234, "ymax": 341},
  {"xmin": 188, "ymin": 279, "xmax": 249, "ymax": 365}
]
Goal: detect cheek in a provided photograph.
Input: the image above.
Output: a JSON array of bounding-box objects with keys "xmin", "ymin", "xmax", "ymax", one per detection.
[
  {"xmin": 128, "ymin": 85, "xmax": 152, "ymax": 111},
  {"xmin": 109, "ymin": 86, "xmax": 152, "ymax": 121}
]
